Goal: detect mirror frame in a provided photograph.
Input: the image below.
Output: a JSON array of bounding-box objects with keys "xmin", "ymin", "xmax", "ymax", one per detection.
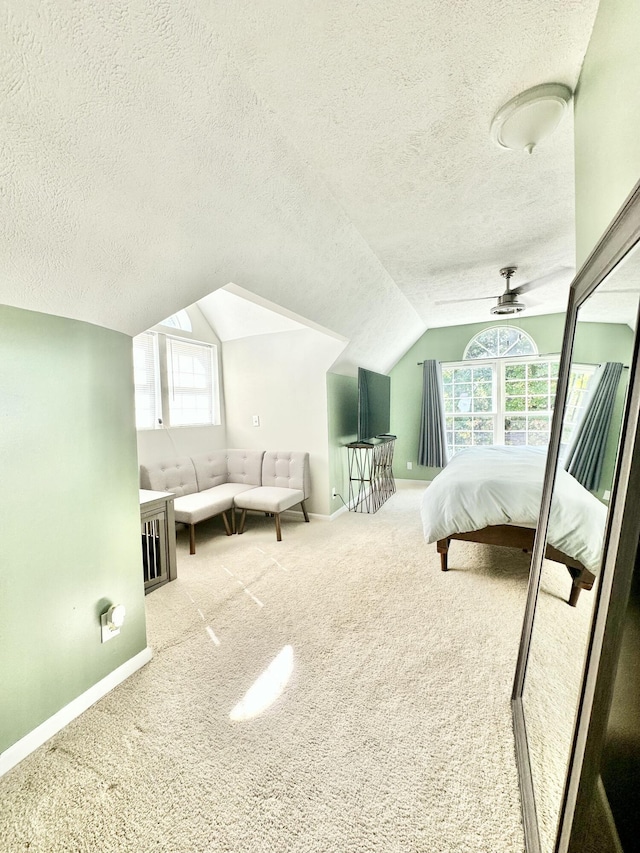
[{"xmin": 512, "ymin": 177, "xmax": 640, "ymax": 853}]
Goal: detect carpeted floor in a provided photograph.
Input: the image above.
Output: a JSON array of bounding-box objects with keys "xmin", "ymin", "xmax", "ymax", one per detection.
[
  {"xmin": 523, "ymin": 557, "xmax": 596, "ymax": 853},
  {"xmin": 1, "ymin": 482, "xmax": 528, "ymax": 852}
]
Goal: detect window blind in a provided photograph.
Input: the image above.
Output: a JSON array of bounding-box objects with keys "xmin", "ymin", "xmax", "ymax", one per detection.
[
  {"xmin": 132, "ymin": 332, "xmax": 160, "ymax": 430},
  {"xmin": 166, "ymin": 337, "xmax": 217, "ymax": 426}
]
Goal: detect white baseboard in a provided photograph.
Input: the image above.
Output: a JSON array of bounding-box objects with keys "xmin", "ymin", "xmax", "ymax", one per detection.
[
  {"xmin": 329, "ymin": 503, "xmax": 349, "ymax": 520},
  {"xmin": 0, "ymin": 646, "xmax": 153, "ymax": 778},
  {"xmin": 281, "ymin": 505, "xmax": 350, "ymax": 521}
]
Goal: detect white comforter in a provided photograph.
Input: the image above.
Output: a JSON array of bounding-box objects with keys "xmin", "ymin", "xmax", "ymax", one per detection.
[{"xmin": 420, "ymin": 445, "xmax": 607, "ymax": 574}]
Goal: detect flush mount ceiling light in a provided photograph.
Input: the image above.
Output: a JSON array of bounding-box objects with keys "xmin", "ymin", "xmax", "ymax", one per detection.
[{"xmin": 490, "ymin": 83, "xmax": 573, "ymax": 154}]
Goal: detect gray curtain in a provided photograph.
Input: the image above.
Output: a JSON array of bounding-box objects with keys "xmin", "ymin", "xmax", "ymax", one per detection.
[
  {"xmin": 564, "ymin": 361, "xmax": 623, "ymax": 491},
  {"xmin": 418, "ymin": 360, "xmax": 449, "ymax": 467}
]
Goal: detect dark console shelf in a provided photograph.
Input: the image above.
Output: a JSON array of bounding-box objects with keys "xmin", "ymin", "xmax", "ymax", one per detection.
[{"xmin": 345, "ymin": 436, "xmax": 396, "ymax": 513}]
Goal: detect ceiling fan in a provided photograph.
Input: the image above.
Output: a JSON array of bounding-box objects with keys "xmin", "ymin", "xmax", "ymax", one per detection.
[{"xmin": 435, "ymin": 266, "xmax": 569, "ymax": 316}]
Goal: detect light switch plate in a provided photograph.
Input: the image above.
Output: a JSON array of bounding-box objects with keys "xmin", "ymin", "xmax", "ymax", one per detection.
[{"xmin": 252, "ymin": 415, "xmax": 260, "ymax": 427}]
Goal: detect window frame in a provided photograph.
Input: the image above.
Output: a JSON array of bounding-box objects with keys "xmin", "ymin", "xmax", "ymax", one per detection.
[
  {"xmin": 442, "ymin": 354, "xmax": 596, "ymax": 455},
  {"xmin": 164, "ymin": 335, "xmax": 218, "ymax": 428},
  {"xmin": 157, "ymin": 309, "xmax": 193, "ymax": 332},
  {"xmin": 442, "ymin": 358, "xmax": 499, "ymax": 455},
  {"xmin": 133, "ymin": 331, "xmax": 220, "ymax": 430},
  {"xmin": 462, "ymin": 325, "xmax": 537, "ymax": 361}
]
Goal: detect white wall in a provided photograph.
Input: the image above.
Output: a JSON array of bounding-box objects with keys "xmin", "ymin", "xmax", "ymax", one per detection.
[
  {"xmin": 222, "ymin": 327, "xmax": 345, "ymax": 516},
  {"xmin": 136, "ymin": 299, "xmax": 346, "ymax": 518}
]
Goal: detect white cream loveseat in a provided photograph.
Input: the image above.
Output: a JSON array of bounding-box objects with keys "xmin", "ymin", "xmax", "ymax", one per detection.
[{"xmin": 140, "ymin": 450, "xmax": 310, "ymax": 553}]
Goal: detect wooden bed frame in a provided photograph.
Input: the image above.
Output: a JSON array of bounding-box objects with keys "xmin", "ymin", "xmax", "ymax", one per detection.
[{"xmin": 436, "ymin": 524, "xmax": 596, "ymax": 607}]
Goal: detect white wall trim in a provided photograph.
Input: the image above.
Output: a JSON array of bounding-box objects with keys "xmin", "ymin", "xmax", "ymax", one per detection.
[
  {"xmin": 328, "ymin": 504, "xmax": 349, "ymax": 520},
  {"xmin": 280, "ymin": 508, "xmax": 326, "ymax": 520},
  {"xmin": 0, "ymin": 646, "xmax": 152, "ymax": 778},
  {"xmin": 280, "ymin": 507, "xmax": 351, "ymax": 521}
]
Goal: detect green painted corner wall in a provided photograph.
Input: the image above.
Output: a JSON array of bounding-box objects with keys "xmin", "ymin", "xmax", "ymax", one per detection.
[
  {"xmin": 327, "ymin": 372, "xmax": 357, "ymax": 511},
  {"xmin": 574, "ymin": 321, "xmax": 635, "ymax": 499},
  {"xmin": 388, "ymin": 315, "xmax": 635, "ymax": 498},
  {"xmin": 574, "ymin": 0, "xmax": 640, "ymax": 266},
  {"xmin": 0, "ymin": 306, "xmax": 147, "ymax": 753},
  {"xmin": 389, "ymin": 315, "xmax": 568, "ymax": 482}
]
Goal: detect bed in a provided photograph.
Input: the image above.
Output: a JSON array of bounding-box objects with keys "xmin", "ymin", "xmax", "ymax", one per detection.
[{"xmin": 420, "ymin": 445, "xmax": 608, "ymax": 606}]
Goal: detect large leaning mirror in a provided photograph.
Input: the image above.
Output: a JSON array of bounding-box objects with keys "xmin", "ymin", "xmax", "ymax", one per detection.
[{"xmin": 512, "ymin": 182, "xmax": 640, "ymax": 853}]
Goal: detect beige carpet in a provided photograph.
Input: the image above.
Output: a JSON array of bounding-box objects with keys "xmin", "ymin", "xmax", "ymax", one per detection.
[
  {"xmin": 1, "ymin": 482, "xmax": 527, "ymax": 852},
  {"xmin": 523, "ymin": 558, "xmax": 596, "ymax": 853}
]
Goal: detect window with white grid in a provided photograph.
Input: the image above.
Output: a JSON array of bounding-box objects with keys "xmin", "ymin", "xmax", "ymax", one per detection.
[
  {"xmin": 442, "ymin": 363, "xmax": 497, "ymax": 455},
  {"xmin": 503, "ymin": 360, "xmax": 559, "ymax": 447},
  {"xmin": 132, "ymin": 333, "xmax": 219, "ymax": 429},
  {"xmin": 166, "ymin": 337, "xmax": 218, "ymax": 426},
  {"xmin": 441, "ymin": 328, "xmax": 596, "ymax": 456}
]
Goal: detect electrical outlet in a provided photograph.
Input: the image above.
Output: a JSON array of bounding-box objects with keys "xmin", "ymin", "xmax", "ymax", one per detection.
[
  {"xmin": 252, "ymin": 415, "xmax": 260, "ymax": 427},
  {"xmin": 332, "ymin": 487, "xmax": 337, "ymax": 498},
  {"xmin": 101, "ymin": 604, "xmax": 126, "ymax": 643},
  {"xmin": 407, "ymin": 461, "xmax": 413, "ymax": 470},
  {"xmin": 603, "ymin": 489, "xmax": 611, "ymax": 501}
]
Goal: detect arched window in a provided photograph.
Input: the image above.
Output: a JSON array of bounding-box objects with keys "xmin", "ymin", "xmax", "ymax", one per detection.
[
  {"xmin": 463, "ymin": 325, "xmax": 537, "ymax": 360},
  {"xmin": 440, "ymin": 326, "xmax": 595, "ymax": 456},
  {"xmin": 158, "ymin": 309, "xmax": 192, "ymax": 332}
]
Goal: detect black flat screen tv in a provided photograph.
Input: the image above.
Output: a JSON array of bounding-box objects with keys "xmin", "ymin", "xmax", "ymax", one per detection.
[{"xmin": 357, "ymin": 367, "xmax": 391, "ymax": 442}]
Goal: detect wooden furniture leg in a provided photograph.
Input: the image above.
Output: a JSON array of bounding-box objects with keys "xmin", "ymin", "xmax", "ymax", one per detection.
[
  {"xmin": 221, "ymin": 511, "xmax": 232, "ymax": 536},
  {"xmin": 189, "ymin": 524, "xmax": 196, "ymax": 555},
  {"xmin": 567, "ymin": 566, "xmax": 596, "ymax": 607},
  {"xmin": 434, "ymin": 526, "xmax": 594, "ymax": 607},
  {"xmin": 301, "ymin": 500, "xmax": 310, "ymax": 522},
  {"xmin": 437, "ymin": 538, "xmax": 450, "ymax": 572},
  {"xmin": 238, "ymin": 509, "xmax": 247, "ymax": 535},
  {"xmin": 275, "ymin": 513, "xmax": 282, "ymax": 541}
]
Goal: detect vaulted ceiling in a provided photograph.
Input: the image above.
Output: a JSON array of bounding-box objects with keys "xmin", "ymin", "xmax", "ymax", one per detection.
[{"xmin": 1, "ymin": 1, "xmax": 600, "ymax": 373}]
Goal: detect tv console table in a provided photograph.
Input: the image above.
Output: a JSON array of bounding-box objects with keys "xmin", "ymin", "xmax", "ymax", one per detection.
[{"xmin": 346, "ymin": 436, "xmax": 396, "ymax": 513}]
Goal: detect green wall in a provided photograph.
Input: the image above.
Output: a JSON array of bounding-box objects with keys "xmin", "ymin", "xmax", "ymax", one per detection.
[
  {"xmin": 574, "ymin": 0, "xmax": 640, "ymax": 266},
  {"xmin": 388, "ymin": 314, "xmax": 635, "ymax": 497},
  {"xmin": 574, "ymin": 321, "xmax": 635, "ymax": 498},
  {"xmin": 389, "ymin": 315, "xmax": 568, "ymax": 482},
  {"xmin": 326, "ymin": 372, "xmax": 357, "ymax": 510},
  {"xmin": 572, "ymin": 0, "xmax": 640, "ymax": 498},
  {"xmin": 0, "ymin": 306, "xmax": 147, "ymax": 753}
]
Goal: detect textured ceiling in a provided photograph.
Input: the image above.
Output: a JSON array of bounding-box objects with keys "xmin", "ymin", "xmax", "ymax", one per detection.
[{"xmin": 0, "ymin": 1, "xmax": 600, "ymax": 373}]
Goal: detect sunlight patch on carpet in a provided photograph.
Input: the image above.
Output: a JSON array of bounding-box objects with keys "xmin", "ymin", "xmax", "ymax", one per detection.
[
  {"xmin": 206, "ymin": 626, "xmax": 221, "ymax": 646},
  {"xmin": 229, "ymin": 645, "xmax": 294, "ymax": 721}
]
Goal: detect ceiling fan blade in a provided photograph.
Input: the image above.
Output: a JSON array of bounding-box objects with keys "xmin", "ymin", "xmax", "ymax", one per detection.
[
  {"xmin": 435, "ymin": 295, "xmax": 498, "ymax": 306},
  {"xmin": 512, "ymin": 266, "xmax": 574, "ymax": 296}
]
